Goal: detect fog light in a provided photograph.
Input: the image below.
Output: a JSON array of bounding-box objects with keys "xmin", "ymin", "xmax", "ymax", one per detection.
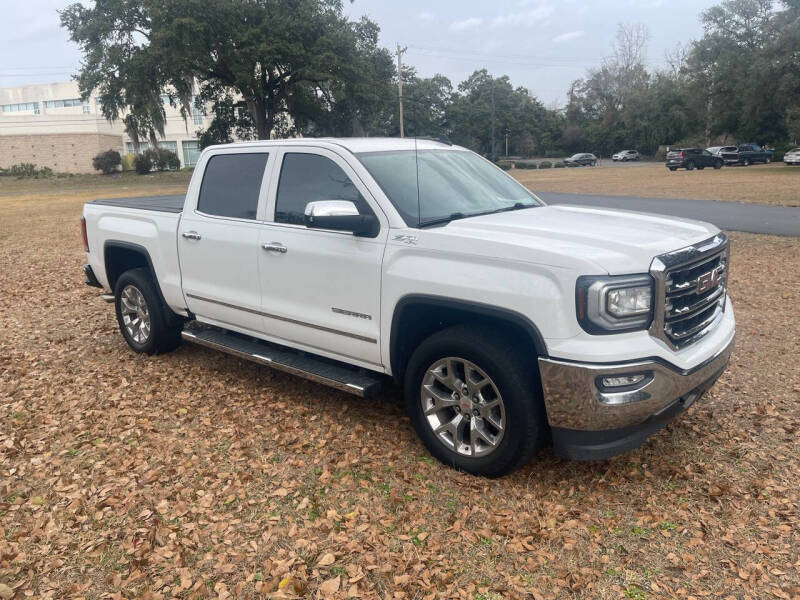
[{"xmin": 600, "ymin": 374, "xmax": 646, "ymax": 388}]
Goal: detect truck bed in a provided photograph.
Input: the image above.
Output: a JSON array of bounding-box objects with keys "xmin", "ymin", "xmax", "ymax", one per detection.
[{"xmin": 89, "ymin": 194, "xmax": 185, "ymax": 213}]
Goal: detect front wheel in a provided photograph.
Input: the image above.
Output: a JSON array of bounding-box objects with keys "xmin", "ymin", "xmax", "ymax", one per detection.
[
  {"xmin": 742, "ymin": 158, "xmax": 751, "ymax": 166},
  {"xmin": 765, "ymin": 156, "xmax": 771, "ymax": 164},
  {"xmin": 668, "ymin": 167, "xmax": 678, "ymax": 171},
  {"xmin": 114, "ymin": 268, "xmax": 182, "ymax": 355},
  {"xmin": 404, "ymin": 325, "xmax": 546, "ymax": 477},
  {"xmin": 713, "ymin": 160, "xmax": 723, "ymax": 169},
  {"xmin": 686, "ymin": 161, "xmax": 695, "ymax": 171}
]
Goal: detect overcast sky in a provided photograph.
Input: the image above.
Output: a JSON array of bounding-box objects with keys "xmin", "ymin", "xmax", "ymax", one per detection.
[{"xmin": 0, "ymin": 0, "xmax": 721, "ymax": 107}]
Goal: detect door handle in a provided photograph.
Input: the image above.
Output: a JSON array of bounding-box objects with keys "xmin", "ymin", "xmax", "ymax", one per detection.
[
  {"xmin": 261, "ymin": 242, "xmax": 287, "ymax": 254},
  {"xmin": 182, "ymin": 231, "xmax": 201, "ymax": 241}
]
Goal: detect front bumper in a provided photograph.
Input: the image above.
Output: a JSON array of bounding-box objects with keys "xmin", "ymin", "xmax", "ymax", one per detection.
[{"xmin": 538, "ymin": 335, "xmax": 734, "ymax": 460}]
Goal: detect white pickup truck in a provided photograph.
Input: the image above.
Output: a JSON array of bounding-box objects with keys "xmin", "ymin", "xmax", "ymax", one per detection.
[{"xmin": 81, "ymin": 138, "xmax": 735, "ymax": 476}]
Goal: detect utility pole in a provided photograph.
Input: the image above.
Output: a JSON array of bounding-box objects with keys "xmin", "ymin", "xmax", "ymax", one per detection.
[
  {"xmin": 505, "ymin": 128, "xmax": 510, "ymax": 157},
  {"xmin": 396, "ymin": 43, "xmax": 407, "ymax": 138},
  {"xmin": 490, "ymin": 76, "xmax": 496, "ymax": 162}
]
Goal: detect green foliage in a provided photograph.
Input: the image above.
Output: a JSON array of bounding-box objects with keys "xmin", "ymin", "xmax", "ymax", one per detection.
[
  {"xmin": 538, "ymin": 161, "xmax": 553, "ymax": 169},
  {"xmin": 496, "ymin": 162, "xmax": 513, "ymax": 171},
  {"xmin": 121, "ymin": 153, "xmax": 136, "ymax": 172},
  {"xmin": 62, "ymin": 0, "xmax": 395, "ymax": 141},
  {"xmin": 92, "ymin": 150, "xmax": 121, "ymax": 175},
  {"xmin": 0, "ymin": 163, "xmax": 54, "ymax": 178},
  {"xmin": 133, "ymin": 153, "xmax": 153, "ymax": 175},
  {"xmin": 553, "ymin": 161, "xmax": 566, "ymax": 168}
]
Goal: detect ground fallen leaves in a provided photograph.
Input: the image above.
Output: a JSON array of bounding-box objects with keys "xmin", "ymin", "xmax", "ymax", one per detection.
[{"xmin": 1, "ymin": 188, "xmax": 799, "ymax": 599}]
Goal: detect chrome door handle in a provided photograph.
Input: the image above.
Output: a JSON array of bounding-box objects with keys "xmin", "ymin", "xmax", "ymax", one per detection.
[
  {"xmin": 182, "ymin": 231, "xmax": 201, "ymax": 240},
  {"xmin": 261, "ymin": 242, "xmax": 287, "ymax": 254}
]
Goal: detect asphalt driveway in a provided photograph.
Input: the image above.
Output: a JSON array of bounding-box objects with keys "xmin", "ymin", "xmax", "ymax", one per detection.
[{"xmin": 539, "ymin": 191, "xmax": 800, "ymax": 237}]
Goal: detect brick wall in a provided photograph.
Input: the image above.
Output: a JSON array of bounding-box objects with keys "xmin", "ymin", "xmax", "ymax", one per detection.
[{"xmin": 0, "ymin": 133, "xmax": 123, "ymax": 174}]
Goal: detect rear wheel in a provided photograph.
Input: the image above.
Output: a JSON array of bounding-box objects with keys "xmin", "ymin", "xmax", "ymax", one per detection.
[
  {"xmin": 404, "ymin": 325, "xmax": 546, "ymax": 477},
  {"xmin": 114, "ymin": 268, "xmax": 182, "ymax": 355},
  {"xmin": 742, "ymin": 158, "xmax": 751, "ymax": 166},
  {"xmin": 686, "ymin": 161, "xmax": 695, "ymax": 171},
  {"xmin": 765, "ymin": 156, "xmax": 771, "ymax": 164}
]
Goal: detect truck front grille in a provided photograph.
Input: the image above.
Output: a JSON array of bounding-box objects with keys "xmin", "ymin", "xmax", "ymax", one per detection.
[{"xmin": 650, "ymin": 234, "xmax": 729, "ymax": 349}]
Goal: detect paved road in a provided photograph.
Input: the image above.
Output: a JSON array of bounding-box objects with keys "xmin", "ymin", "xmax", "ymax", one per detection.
[{"xmin": 539, "ymin": 191, "xmax": 800, "ymax": 237}]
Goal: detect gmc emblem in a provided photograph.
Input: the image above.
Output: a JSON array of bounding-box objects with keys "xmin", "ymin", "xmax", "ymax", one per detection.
[{"xmin": 696, "ymin": 267, "xmax": 722, "ymax": 294}]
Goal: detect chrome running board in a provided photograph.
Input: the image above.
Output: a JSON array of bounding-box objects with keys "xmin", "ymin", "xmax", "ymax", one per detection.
[{"xmin": 181, "ymin": 325, "xmax": 383, "ymax": 397}]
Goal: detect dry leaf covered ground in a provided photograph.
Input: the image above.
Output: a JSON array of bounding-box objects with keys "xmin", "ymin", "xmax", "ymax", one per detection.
[{"xmin": 1, "ymin": 177, "xmax": 799, "ymax": 600}]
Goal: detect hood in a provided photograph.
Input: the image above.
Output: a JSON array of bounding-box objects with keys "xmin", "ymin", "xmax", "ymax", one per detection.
[{"xmin": 437, "ymin": 204, "xmax": 719, "ymax": 275}]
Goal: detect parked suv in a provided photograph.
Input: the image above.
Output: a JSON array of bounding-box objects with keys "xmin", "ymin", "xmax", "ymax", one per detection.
[
  {"xmin": 564, "ymin": 153, "xmax": 597, "ymax": 166},
  {"xmin": 666, "ymin": 148, "xmax": 724, "ymax": 171},
  {"xmin": 612, "ymin": 150, "xmax": 640, "ymax": 161},
  {"xmin": 81, "ymin": 138, "xmax": 734, "ymax": 476}
]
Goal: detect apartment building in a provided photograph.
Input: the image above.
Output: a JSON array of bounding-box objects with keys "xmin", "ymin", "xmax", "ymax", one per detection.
[{"xmin": 0, "ymin": 81, "xmax": 210, "ymax": 173}]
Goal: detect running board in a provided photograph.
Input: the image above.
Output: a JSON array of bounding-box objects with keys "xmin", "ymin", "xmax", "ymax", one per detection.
[{"xmin": 181, "ymin": 327, "xmax": 383, "ymax": 397}]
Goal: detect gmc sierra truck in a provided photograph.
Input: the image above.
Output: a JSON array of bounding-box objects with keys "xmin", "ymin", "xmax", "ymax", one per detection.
[{"xmin": 82, "ymin": 138, "xmax": 735, "ymax": 477}]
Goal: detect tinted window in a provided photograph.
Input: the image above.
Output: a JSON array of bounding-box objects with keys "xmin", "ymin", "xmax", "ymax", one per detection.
[
  {"xmin": 197, "ymin": 153, "xmax": 268, "ymax": 219},
  {"xmin": 275, "ymin": 153, "xmax": 369, "ymax": 225}
]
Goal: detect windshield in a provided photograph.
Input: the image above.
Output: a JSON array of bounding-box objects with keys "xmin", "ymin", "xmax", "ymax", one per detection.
[{"xmin": 356, "ymin": 149, "xmax": 542, "ymax": 226}]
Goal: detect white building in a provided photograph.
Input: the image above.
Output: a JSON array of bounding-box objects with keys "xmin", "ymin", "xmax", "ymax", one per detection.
[{"xmin": 0, "ymin": 80, "xmax": 212, "ymax": 172}]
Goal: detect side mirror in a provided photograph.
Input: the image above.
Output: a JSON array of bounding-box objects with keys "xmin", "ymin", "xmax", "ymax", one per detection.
[{"xmin": 303, "ymin": 200, "xmax": 379, "ymax": 237}]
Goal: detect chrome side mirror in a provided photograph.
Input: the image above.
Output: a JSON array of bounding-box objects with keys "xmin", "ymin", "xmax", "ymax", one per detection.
[{"xmin": 303, "ymin": 200, "xmax": 379, "ymax": 237}]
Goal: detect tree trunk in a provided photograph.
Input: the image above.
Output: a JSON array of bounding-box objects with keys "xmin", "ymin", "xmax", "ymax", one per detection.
[{"xmin": 248, "ymin": 97, "xmax": 273, "ymax": 140}]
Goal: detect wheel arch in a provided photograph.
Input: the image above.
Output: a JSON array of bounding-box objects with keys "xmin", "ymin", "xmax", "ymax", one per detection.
[
  {"xmin": 389, "ymin": 294, "xmax": 548, "ymax": 382},
  {"xmin": 104, "ymin": 241, "xmax": 181, "ymax": 322}
]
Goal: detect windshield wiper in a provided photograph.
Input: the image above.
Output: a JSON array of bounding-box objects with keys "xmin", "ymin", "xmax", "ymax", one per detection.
[
  {"xmin": 418, "ymin": 212, "xmax": 466, "ymax": 228},
  {"xmin": 418, "ymin": 203, "xmax": 536, "ymax": 228}
]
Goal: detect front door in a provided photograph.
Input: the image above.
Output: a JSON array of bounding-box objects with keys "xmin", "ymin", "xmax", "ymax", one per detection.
[
  {"xmin": 256, "ymin": 147, "xmax": 387, "ymax": 367},
  {"xmin": 179, "ymin": 151, "xmax": 272, "ymax": 333}
]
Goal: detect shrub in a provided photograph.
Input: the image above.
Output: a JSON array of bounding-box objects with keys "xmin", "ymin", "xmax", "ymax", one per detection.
[
  {"xmin": 538, "ymin": 161, "xmax": 552, "ymax": 169},
  {"xmin": 150, "ymin": 148, "xmax": 181, "ymax": 171},
  {"xmin": 121, "ymin": 153, "xmax": 136, "ymax": 172},
  {"xmin": 134, "ymin": 152, "xmax": 153, "ymax": 174},
  {"xmin": 496, "ymin": 161, "xmax": 513, "ymax": 171},
  {"xmin": 92, "ymin": 150, "xmax": 121, "ymax": 174},
  {"xmin": 515, "ymin": 162, "xmax": 537, "ymax": 169},
  {"xmin": 0, "ymin": 163, "xmax": 54, "ymax": 178},
  {"xmin": 553, "ymin": 161, "xmax": 566, "ymax": 168}
]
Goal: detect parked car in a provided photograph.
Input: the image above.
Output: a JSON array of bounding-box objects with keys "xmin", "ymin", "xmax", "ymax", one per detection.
[
  {"xmin": 720, "ymin": 144, "xmax": 773, "ymax": 166},
  {"xmin": 612, "ymin": 150, "xmax": 640, "ymax": 161},
  {"xmin": 564, "ymin": 153, "xmax": 597, "ymax": 166},
  {"xmin": 82, "ymin": 137, "xmax": 734, "ymax": 476},
  {"xmin": 665, "ymin": 148, "xmax": 724, "ymax": 171},
  {"xmin": 782, "ymin": 147, "xmax": 800, "ymax": 165}
]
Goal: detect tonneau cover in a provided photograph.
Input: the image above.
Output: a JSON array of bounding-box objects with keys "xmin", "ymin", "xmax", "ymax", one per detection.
[{"xmin": 89, "ymin": 194, "xmax": 185, "ymax": 213}]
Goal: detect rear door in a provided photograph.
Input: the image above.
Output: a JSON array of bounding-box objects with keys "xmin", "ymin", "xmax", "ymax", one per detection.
[
  {"xmin": 179, "ymin": 150, "xmax": 273, "ymax": 333},
  {"xmin": 256, "ymin": 146, "xmax": 387, "ymax": 367}
]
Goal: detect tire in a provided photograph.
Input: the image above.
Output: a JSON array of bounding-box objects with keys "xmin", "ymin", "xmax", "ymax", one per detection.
[
  {"xmin": 697, "ymin": 165, "xmax": 705, "ymax": 170},
  {"xmin": 742, "ymin": 158, "xmax": 751, "ymax": 166},
  {"xmin": 686, "ymin": 161, "xmax": 695, "ymax": 171},
  {"xmin": 713, "ymin": 160, "xmax": 723, "ymax": 169},
  {"xmin": 668, "ymin": 167, "xmax": 677, "ymax": 171},
  {"xmin": 404, "ymin": 324, "xmax": 547, "ymax": 477},
  {"xmin": 765, "ymin": 156, "xmax": 771, "ymax": 164},
  {"xmin": 591, "ymin": 161, "xmax": 597, "ymax": 166},
  {"xmin": 114, "ymin": 267, "xmax": 182, "ymax": 355}
]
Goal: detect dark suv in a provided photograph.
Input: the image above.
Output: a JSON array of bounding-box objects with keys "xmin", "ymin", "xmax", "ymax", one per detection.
[{"xmin": 666, "ymin": 148, "xmax": 723, "ymax": 171}]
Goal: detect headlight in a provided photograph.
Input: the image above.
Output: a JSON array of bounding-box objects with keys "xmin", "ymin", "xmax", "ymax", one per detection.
[{"xmin": 576, "ymin": 274, "xmax": 653, "ymax": 334}]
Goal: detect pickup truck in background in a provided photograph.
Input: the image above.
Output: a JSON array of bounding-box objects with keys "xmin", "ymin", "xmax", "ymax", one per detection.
[
  {"xmin": 82, "ymin": 138, "xmax": 735, "ymax": 476},
  {"xmin": 720, "ymin": 144, "xmax": 774, "ymax": 166}
]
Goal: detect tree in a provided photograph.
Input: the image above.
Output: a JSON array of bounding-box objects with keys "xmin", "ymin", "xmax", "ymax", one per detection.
[{"xmin": 61, "ymin": 0, "xmax": 395, "ymax": 143}]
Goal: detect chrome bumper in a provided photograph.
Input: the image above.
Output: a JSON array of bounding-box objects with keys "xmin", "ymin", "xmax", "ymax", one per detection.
[{"xmin": 538, "ymin": 335, "xmax": 734, "ymax": 431}]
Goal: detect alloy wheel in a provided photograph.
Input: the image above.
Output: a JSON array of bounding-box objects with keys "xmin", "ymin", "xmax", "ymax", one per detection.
[
  {"xmin": 120, "ymin": 284, "xmax": 151, "ymax": 343},
  {"xmin": 420, "ymin": 357, "xmax": 506, "ymax": 457}
]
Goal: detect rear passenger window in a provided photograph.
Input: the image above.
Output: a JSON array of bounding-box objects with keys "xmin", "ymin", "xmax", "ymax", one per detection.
[
  {"xmin": 197, "ymin": 153, "xmax": 268, "ymax": 219},
  {"xmin": 275, "ymin": 153, "xmax": 370, "ymax": 225}
]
